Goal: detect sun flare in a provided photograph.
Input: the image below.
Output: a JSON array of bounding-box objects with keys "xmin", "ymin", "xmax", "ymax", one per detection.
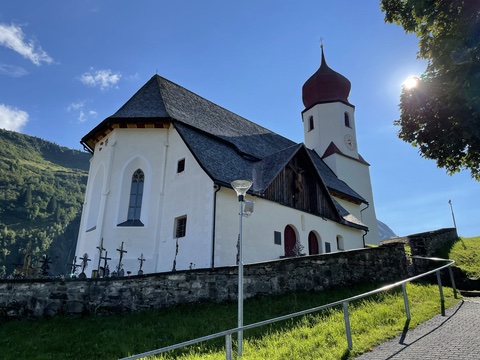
[{"xmin": 402, "ymin": 76, "xmax": 418, "ymax": 90}]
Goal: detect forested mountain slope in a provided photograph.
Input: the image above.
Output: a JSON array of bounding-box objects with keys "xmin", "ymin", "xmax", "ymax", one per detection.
[{"xmin": 0, "ymin": 128, "xmax": 90, "ymax": 276}]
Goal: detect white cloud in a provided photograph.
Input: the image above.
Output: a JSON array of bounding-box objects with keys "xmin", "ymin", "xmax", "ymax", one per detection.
[
  {"xmin": 0, "ymin": 104, "xmax": 29, "ymax": 131},
  {"xmin": 0, "ymin": 23, "xmax": 53, "ymax": 66},
  {"xmin": 80, "ymin": 68, "xmax": 121, "ymax": 90},
  {"xmin": 67, "ymin": 101, "xmax": 97, "ymax": 123},
  {"xmin": 0, "ymin": 63, "xmax": 28, "ymax": 77}
]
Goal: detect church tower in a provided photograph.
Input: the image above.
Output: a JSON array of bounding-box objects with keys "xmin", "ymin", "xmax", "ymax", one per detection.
[{"xmin": 301, "ymin": 47, "xmax": 379, "ymax": 244}]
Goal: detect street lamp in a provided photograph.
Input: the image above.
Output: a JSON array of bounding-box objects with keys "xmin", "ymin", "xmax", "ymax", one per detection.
[
  {"xmin": 448, "ymin": 199, "xmax": 457, "ymax": 229},
  {"xmin": 231, "ymin": 179, "xmax": 253, "ymax": 357}
]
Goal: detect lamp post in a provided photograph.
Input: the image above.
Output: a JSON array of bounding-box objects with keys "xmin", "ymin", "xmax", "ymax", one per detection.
[
  {"xmin": 448, "ymin": 199, "xmax": 457, "ymax": 229},
  {"xmin": 231, "ymin": 179, "xmax": 253, "ymax": 357}
]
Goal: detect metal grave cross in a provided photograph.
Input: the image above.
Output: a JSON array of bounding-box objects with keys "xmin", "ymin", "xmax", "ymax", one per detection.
[
  {"xmin": 138, "ymin": 253, "xmax": 146, "ymax": 274},
  {"xmin": 69, "ymin": 256, "xmax": 82, "ymax": 275},
  {"xmin": 80, "ymin": 253, "xmax": 91, "ymax": 273},
  {"xmin": 116, "ymin": 242, "xmax": 127, "ymax": 273},
  {"xmin": 96, "ymin": 238, "xmax": 106, "ymax": 272},
  {"xmin": 100, "ymin": 251, "xmax": 111, "ymax": 277},
  {"xmin": 39, "ymin": 255, "xmax": 52, "ymax": 276}
]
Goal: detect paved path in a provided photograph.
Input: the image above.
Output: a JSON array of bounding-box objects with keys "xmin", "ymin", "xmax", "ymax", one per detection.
[{"xmin": 355, "ymin": 297, "xmax": 480, "ymax": 359}]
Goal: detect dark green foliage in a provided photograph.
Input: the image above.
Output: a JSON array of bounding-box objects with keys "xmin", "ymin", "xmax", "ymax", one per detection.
[
  {"xmin": 381, "ymin": 0, "xmax": 480, "ymax": 180},
  {"xmin": 0, "ymin": 128, "xmax": 90, "ymax": 277}
]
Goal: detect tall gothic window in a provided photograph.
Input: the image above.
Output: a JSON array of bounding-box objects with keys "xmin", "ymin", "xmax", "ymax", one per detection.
[{"xmin": 128, "ymin": 169, "xmax": 144, "ymax": 221}]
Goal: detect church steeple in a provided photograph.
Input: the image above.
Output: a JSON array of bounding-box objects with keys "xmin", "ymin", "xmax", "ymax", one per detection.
[{"xmin": 302, "ymin": 46, "xmax": 352, "ymax": 109}]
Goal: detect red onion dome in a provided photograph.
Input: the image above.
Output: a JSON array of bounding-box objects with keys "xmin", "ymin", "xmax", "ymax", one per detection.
[{"xmin": 302, "ymin": 48, "xmax": 351, "ymax": 109}]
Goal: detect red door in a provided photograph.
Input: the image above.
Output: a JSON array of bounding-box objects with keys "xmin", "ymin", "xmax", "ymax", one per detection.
[
  {"xmin": 308, "ymin": 232, "xmax": 319, "ymax": 255},
  {"xmin": 284, "ymin": 225, "xmax": 296, "ymax": 257}
]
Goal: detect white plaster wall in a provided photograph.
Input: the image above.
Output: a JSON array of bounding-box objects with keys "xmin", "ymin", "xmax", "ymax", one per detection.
[
  {"xmin": 75, "ymin": 127, "xmax": 215, "ymax": 276},
  {"xmin": 153, "ymin": 129, "xmax": 215, "ymax": 273},
  {"xmin": 326, "ymin": 154, "xmax": 380, "ymax": 244},
  {"xmin": 213, "ymin": 189, "xmax": 365, "ymax": 267}
]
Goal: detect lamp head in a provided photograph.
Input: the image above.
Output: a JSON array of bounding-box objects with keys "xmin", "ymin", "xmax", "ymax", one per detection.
[{"xmin": 231, "ymin": 180, "xmax": 253, "ymax": 201}]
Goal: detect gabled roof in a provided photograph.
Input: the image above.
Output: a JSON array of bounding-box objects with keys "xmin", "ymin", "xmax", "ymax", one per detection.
[
  {"xmin": 322, "ymin": 141, "xmax": 370, "ymax": 166},
  {"xmin": 307, "ymin": 147, "xmax": 365, "ymax": 203},
  {"xmin": 107, "ymin": 75, "xmax": 295, "ymax": 159},
  {"xmin": 82, "ymin": 74, "xmax": 368, "ymax": 229}
]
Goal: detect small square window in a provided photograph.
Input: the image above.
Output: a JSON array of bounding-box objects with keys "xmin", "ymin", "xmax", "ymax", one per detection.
[
  {"xmin": 177, "ymin": 158, "xmax": 185, "ymax": 173},
  {"xmin": 174, "ymin": 216, "xmax": 187, "ymax": 238},
  {"xmin": 274, "ymin": 231, "xmax": 281, "ymax": 245}
]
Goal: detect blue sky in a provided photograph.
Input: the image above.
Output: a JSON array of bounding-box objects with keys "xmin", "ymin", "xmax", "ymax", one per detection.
[{"xmin": 0, "ymin": 1, "xmax": 477, "ymax": 238}]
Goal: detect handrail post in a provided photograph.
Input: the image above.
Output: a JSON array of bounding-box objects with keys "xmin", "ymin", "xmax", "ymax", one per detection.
[
  {"xmin": 448, "ymin": 266, "xmax": 458, "ymax": 298},
  {"xmin": 401, "ymin": 283, "xmax": 411, "ymax": 320},
  {"xmin": 436, "ymin": 270, "xmax": 445, "ymax": 316},
  {"xmin": 343, "ymin": 301, "xmax": 353, "ymax": 350},
  {"xmin": 225, "ymin": 334, "xmax": 232, "ymax": 360}
]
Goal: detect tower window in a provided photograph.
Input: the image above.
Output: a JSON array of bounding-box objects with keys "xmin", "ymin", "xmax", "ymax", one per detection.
[
  {"xmin": 177, "ymin": 158, "xmax": 185, "ymax": 173},
  {"xmin": 174, "ymin": 216, "xmax": 187, "ymax": 238},
  {"xmin": 308, "ymin": 116, "xmax": 314, "ymax": 131},
  {"xmin": 344, "ymin": 112, "xmax": 351, "ymax": 128}
]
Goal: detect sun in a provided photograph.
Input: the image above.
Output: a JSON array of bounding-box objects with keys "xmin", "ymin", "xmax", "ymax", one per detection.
[{"xmin": 402, "ymin": 76, "xmax": 419, "ymax": 90}]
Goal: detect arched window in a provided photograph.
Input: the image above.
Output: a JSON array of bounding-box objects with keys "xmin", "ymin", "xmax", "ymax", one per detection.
[
  {"xmin": 344, "ymin": 112, "xmax": 351, "ymax": 127},
  {"xmin": 126, "ymin": 169, "xmax": 144, "ymax": 225},
  {"xmin": 308, "ymin": 116, "xmax": 314, "ymax": 131}
]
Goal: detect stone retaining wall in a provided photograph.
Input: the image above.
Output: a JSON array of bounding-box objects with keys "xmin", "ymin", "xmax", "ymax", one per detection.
[
  {"xmin": 0, "ymin": 243, "xmax": 407, "ymax": 319},
  {"xmin": 380, "ymin": 227, "xmax": 458, "ymax": 257}
]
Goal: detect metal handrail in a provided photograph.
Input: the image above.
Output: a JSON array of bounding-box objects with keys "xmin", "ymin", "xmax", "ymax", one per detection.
[{"xmin": 120, "ymin": 256, "xmax": 457, "ymax": 360}]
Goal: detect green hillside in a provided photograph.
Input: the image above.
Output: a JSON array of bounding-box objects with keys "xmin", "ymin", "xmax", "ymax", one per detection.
[{"xmin": 0, "ymin": 128, "xmax": 90, "ymax": 277}]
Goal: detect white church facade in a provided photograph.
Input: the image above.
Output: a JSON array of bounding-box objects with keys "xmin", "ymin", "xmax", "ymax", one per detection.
[{"xmin": 74, "ymin": 49, "xmax": 379, "ymax": 276}]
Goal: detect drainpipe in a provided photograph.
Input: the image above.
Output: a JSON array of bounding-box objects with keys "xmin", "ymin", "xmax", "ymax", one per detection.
[
  {"xmin": 360, "ymin": 202, "xmax": 369, "ymax": 247},
  {"xmin": 211, "ymin": 184, "xmax": 221, "ymax": 268},
  {"xmin": 362, "ymin": 230, "xmax": 368, "ymax": 248}
]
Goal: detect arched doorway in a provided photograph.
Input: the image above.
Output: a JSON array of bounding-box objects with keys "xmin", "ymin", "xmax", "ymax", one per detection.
[
  {"xmin": 308, "ymin": 231, "xmax": 319, "ymax": 255},
  {"xmin": 284, "ymin": 225, "xmax": 296, "ymax": 257}
]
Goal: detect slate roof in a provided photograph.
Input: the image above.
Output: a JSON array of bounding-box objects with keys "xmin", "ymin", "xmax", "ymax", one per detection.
[{"xmin": 82, "ymin": 74, "xmax": 367, "ymax": 230}]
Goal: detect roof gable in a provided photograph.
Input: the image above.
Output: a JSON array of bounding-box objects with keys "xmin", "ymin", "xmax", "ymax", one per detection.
[
  {"xmin": 262, "ymin": 146, "xmax": 354, "ymax": 224},
  {"xmin": 110, "ymin": 75, "xmax": 169, "ymax": 119}
]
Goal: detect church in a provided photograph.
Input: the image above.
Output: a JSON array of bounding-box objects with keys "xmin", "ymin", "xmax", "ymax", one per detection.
[{"xmin": 74, "ymin": 49, "xmax": 379, "ymax": 276}]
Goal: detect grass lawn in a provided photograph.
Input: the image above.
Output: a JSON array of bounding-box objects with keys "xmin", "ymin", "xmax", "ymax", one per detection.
[
  {"xmin": 0, "ymin": 281, "xmax": 459, "ymax": 360},
  {"xmin": 448, "ymin": 236, "xmax": 480, "ymax": 277}
]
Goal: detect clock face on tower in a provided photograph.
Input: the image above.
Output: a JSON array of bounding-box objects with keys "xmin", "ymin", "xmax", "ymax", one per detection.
[{"xmin": 344, "ymin": 134, "xmax": 356, "ymax": 151}]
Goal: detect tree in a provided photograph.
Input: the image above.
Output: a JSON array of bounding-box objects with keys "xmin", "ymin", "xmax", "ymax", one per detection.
[{"xmin": 381, "ymin": 0, "xmax": 480, "ymax": 180}]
